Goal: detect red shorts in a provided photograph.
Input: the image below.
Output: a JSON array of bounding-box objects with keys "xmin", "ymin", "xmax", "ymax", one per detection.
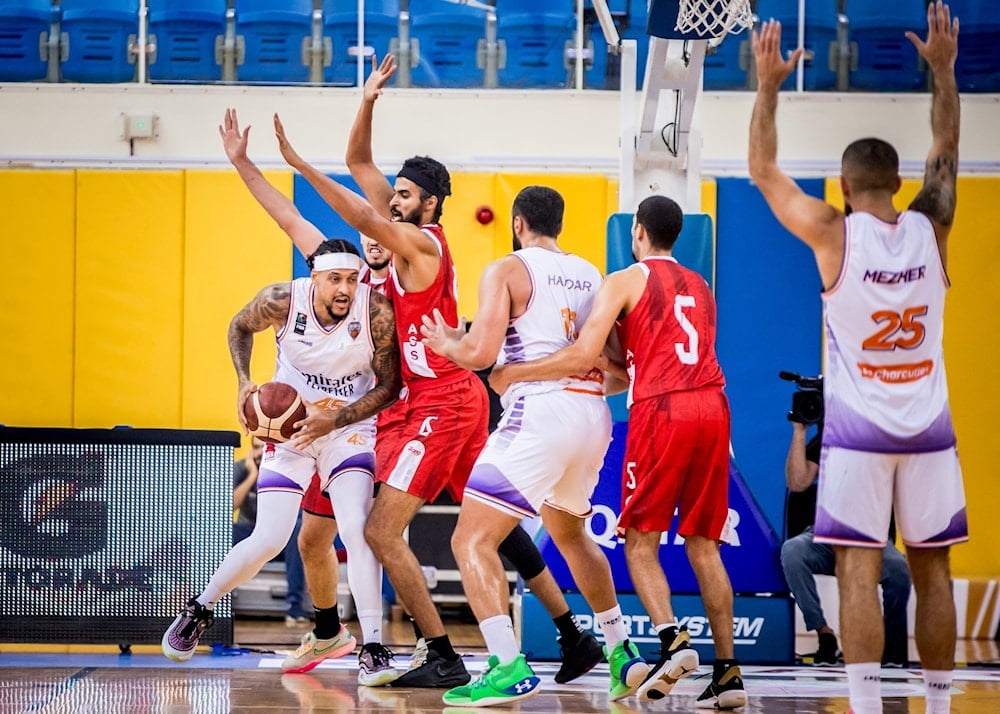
[
  {"xmin": 619, "ymin": 387, "xmax": 731, "ymax": 539},
  {"xmin": 301, "ymin": 472, "xmax": 334, "ymax": 518},
  {"xmin": 381, "ymin": 372, "xmax": 488, "ymax": 503},
  {"xmin": 375, "ymin": 398, "xmax": 408, "ymax": 481}
]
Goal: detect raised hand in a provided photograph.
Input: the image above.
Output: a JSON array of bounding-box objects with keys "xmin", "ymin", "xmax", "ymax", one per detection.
[
  {"xmin": 363, "ymin": 54, "xmax": 398, "ymax": 104},
  {"xmin": 273, "ymin": 113, "xmax": 305, "ymax": 169},
  {"xmin": 752, "ymin": 20, "xmax": 803, "ymax": 91},
  {"xmin": 906, "ymin": 0, "xmax": 959, "ymax": 73},
  {"xmin": 219, "ymin": 107, "xmax": 250, "ymax": 164}
]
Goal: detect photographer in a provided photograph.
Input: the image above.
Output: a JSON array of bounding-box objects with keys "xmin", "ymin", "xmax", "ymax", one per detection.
[{"xmin": 779, "ymin": 377, "xmax": 911, "ymax": 667}]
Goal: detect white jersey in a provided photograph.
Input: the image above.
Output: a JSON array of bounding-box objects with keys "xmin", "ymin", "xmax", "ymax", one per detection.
[
  {"xmin": 822, "ymin": 210, "xmax": 955, "ymax": 453},
  {"xmin": 274, "ymin": 278, "xmax": 376, "ymax": 427},
  {"xmin": 500, "ymin": 247, "xmax": 604, "ymax": 406}
]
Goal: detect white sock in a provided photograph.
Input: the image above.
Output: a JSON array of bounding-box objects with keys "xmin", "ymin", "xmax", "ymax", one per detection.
[
  {"xmin": 357, "ymin": 610, "xmax": 383, "ymax": 645},
  {"xmin": 846, "ymin": 662, "xmax": 883, "ymax": 714},
  {"xmin": 922, "ymin": 669, "xmax": 953, "ymax": 714},
  {"xmin": 480, "ymin": 615, "xmax": 520, "ymax": 665},
  {"xmin": 652, "ymin": 621, "xmax": 680, "ymax": 635},
  {"xmin": 595, "ymin": 605, "xmax": 628, "ymax": 649}
]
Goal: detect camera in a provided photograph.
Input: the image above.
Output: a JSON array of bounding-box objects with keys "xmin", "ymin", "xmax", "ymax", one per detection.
[{"xmin": 779, "ymin": 370, "xmax": 824, "ymax": 425}]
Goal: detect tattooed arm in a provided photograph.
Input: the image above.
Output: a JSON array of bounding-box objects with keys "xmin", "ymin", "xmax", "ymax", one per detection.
[
  {"xmin": 228, "ymin": 282, "xmax": 291, "ymax": 430},
  {"xmin": 906, "ymin": 1, "xmax": 960, "ymax": 266},
  {"xmin": 291, "ymin": 291, "xmax": 402, "ymax": 447}
]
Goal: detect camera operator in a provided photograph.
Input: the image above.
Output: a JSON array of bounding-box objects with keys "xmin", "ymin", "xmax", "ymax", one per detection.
[{"xmin": 780, "ymin": 378, "xmax": 911, "ymax": 668}]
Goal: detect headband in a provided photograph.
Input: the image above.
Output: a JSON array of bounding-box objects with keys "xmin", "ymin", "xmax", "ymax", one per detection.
[
  {"xmin": 397, "ymin": 165, "xmax": 449, "ymax": 201},
  {"xmin": 312, "ymin": 252, "xmax": 363, "ymax": 272}
]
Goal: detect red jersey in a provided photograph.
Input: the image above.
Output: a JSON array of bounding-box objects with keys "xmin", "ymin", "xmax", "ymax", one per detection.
[
  {"xmin": 616, "ymin": 256, "xmax": 725, "ymax": 404},
  {"xmin": 384, "ymin": 224, "xmax": 468, "ymax": 388}
]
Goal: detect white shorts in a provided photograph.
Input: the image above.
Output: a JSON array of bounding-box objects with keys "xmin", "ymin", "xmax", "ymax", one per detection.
[
  {"xmin": 258, "ymin": 421, "xmax": 376, "ymax": 495},
  {"xmin": 464, "ymin": 390, "xmax": 612, "ymax": 519},
  {"xmin": 813, "ymin": 445, "xmax": 968, "ymax": 548}
]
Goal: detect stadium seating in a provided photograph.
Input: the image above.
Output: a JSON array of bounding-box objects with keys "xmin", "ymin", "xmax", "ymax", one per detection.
[
  {"xmin": 235, "ymin": 0, "xmax": 314, "ymax": 84},
  {"xmin": 147, "ymin": 0, "xmax": 228, "ymax": 82},
  {"xmin": 0, "ymin": 0, "xmax": 58, "ymax": 81},
  {"xmin": 947, "ymin": 0, "xmax": 1000, "ymax": 93},
  {"xmin": 703, "ymin": 29, "xmax": 751, "ymax": 90},
  {"xmin": 754, "ymin": 0, "xmax": 840, "ymax": 91},
  {"xmin": 407, "ymin": 0, "xmax": 486, "ymax": 88},
  {"xmin": 846, "ymin": 0, "xmax": 926, "ymax": 92},
  {"xmin": 59, "ymin": 0, "xmax": 139, "ymax": 83},
  {"xmin": 496, "ymin": 1, "xmax": 576, "ymax": 88},
  {"xmin": 321, "ymin": 0, "xmax": 398, "ymax": 86}
]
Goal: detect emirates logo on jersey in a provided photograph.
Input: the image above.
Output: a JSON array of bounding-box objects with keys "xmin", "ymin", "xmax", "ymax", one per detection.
[{"xmin": 348, "ymin": 320, "xmax": 361, "ymax": 339}]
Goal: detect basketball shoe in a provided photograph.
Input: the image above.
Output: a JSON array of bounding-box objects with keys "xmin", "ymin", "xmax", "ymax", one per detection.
[
  {"xmin": 390, "ymin": 647, "xmax": 471, "ymax": 688},
  {"xmin": 282, "ymin": 625, "xmax": 357, "ymax": 673},
  {"xmin": 554, "ymin": 631, "xmax": 604, "ymax": 684},
  {"xmin": 441, "ymin": 654, "xmax": 540, "ymax": 707},
  {"xmin": 358, "ymin": 642, "xmax": 400, "ymax": 687},
  {"xmin": 161, "ymin": 598, "xmax": 214, "ymax": 662},
  {"xmin": 605, "ymin": 640, "xmax": 651, "ymax": 701},
  {"xmin": 696, "ymin": 660, "xmax": 748, "ymax": 710},
  {"xmin": 637, "ymin": 625, "xmax": 700, "ymax": 701}
]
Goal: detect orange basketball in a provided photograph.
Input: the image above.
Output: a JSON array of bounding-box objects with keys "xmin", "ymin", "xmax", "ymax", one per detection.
[{"xmin": 243, "ymin": 382, "xmax": 306, "ymax": 444}]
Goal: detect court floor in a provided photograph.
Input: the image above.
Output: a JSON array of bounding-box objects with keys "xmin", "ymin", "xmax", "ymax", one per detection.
[{"xmin": 2, "ymin": 620, "xmax": 999, "ymax": 713}]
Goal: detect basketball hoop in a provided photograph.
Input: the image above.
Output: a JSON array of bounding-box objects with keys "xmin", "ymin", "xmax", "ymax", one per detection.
[{"xmin": 675, "ymin": 0, "xmax": 754, "ymax": 40}]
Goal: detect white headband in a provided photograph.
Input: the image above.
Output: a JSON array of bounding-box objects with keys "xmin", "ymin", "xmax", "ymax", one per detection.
[{"xmin": 312, "ymin": 252, "xmax": 363, "ymax": 272}]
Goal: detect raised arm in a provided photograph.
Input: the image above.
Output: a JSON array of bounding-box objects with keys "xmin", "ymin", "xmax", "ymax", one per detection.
[
  {"xmin": 345, "ymin": 54, "xmax": 398, "ymax": 218},
  {"xmin": 228, "ymin": 282, "xmax": 292, "ymax": 430},
  {"xmin": 220, "ymin": 108, "xmax": 325, "ymax": 259},
  {"xmin": 749, "ymin": 21, "xmax": 843, "ymax": 283},
  {"xmin": 488, "ymin": 269, "xmax": 632, "ymax": 395},
  {"xmin": 420, "ymin": 258, "xmax": 514, "ymax": 371},
  {"xmin": 291, "ymin": 291, "xmax": 402, "ymax": 448},
  {"xmin": 906, "ymin": 1, "xmax": 960, "ymax": 265}
]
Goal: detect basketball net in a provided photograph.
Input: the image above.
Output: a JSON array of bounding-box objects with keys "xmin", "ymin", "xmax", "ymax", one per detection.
[{"xmin": 675, "ymin": 0, "xmax": 754, "ymax": 40}]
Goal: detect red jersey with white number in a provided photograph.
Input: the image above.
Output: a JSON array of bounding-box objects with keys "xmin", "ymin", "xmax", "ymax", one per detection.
[
  {"xmin": 616, "ymin": 257, "xmax": 725, "ymax": 405},
  {"xmin": 383, "ymin": 223, "xmax": 468, "ymax": 388}
]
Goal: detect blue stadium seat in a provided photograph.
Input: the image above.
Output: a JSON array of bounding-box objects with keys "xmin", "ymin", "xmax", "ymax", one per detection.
[
  {"xmin": 497, "ymin": 3, "xmax": 576, "ymax": 88},
  {"xmin": 0, "ymin": 0, "xmax": 58, "ymax": 81},
  {"xmin": 235, "ymin": 0, "xmax": 313, "ymax": 84},
  {"xmin": 703, "ymin": 29, "xmax": 751, "ymax": 90},
  {"xmin": 755, "ymin": 0, "xmax": 839, "ymax": 90},
  {"xmin": 408, "ymin": 0, "xmax": 485, "ymax": 88},
  {"xmin": 847, "ymin": 0, "xmax": 926, "ymax": 92},
  {"xmin": 147, "ymin": 0, "xmax": 227, "ymax": 82},
  {"xmin": 584, "ymin": 0, "xmax": 651, "ymax": 90},
  {"xmin": 947, "ymin": 0, "xmax": 1000, "ymax": 93},
  {"xmin": 321, "ymin": 0, "xmax": 398, "ymax": 86},
  {"xmin": 59, "ymin": 0, "xmax": 139, "ymax": 83}
]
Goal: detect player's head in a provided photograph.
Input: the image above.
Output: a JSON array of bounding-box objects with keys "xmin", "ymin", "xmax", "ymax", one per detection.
[
  {"xmin": 307, "ymin": 239, "xmax": 363, "ymax": 320},
  {"xmin": 633, "ymin": 195, "xmax": 684, "ymax": 258},
  {"xmin": 360, "ymin": 234, "xmax": 391, "ymax": 272},
  {"xmin": 392, "ymin": 156, "xmax": 452, "ymax": 225},
  {"xmin": 840, "ymin": 138, "xmax": 902, "ymax": 212},
  {"xmin": 511, "ymin": 185, "xmax": 564, "ymax": 250}
]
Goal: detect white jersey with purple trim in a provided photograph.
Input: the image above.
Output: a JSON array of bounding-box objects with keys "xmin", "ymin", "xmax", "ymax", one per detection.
[
  {"xmin": 274, "ymin": 277, "xmax": 376, "ymax": 427},
  {"xmin": 500, "ymin": 247, "xmax": 605, "ymax": 407},
  {"xmin": 822, "ymin": 210, "xmax": 955, "ymax": 453}
]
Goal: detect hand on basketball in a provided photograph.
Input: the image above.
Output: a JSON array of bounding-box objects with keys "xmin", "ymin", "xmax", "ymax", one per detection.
[
  {"xmin": 273, "ymin": 114, "xmax": 304, "ymax": 170},
  {"xmin": 906, "ymin": 1, "xmax": 959, "ymax": 73},
  {"xmin": 289, "ymin": 399, "xmax": 337, "ymax": 449},
  {"xmin": 236, "ymin": 381, "xmax": 259, "ymax": 434},
  {"xmin": 219, "ymin": 108, "xmax": 250, "ymax": 165},
  {"xmin": 488, "ymin": 363, "xmax": 512, "ymax": 397},
  {"xmin": 364, "ymin": 54, "xmax": 397, "ymax": 104},
  {"xmin": 752, "ymin": 20, "xmax": 803, "ymax": 91},
  {"xmin": 419, "ymin": 308, "xmax": 466, "ymax": 358}
]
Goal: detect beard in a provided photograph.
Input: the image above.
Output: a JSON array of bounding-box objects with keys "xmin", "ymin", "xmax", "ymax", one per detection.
[
  {"xmin": 366, "ymin": 257, "xmax": 390, "ymax": 271},
  {"xmin": 844, "ymin": 202, "xmax": 853, "ymax": 216},
  {"xmin": 511, "ymin": 231, "xmax": 522, "ymax": 252},
  {"xmin": 394, "ymin": 205, "xmax": 423, "ymax": 226}
]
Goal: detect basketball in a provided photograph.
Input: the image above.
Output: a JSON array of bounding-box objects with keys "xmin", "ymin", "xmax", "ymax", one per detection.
[{"xmin": 243, "ymin": 381, "xmax": 307, "ymax": 444}]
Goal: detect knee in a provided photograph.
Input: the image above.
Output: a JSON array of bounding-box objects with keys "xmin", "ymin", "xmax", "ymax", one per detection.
[
  {"xmin": 450, "ymin": 523, "xmax": 481, "ymax": 567},
  {"xmin": 781, "ymin": 539, "xmax": 805, "ymax": 572},
  {"xmin": 297, "ymin": 531, "xmax": 331, "ymax": 566}
]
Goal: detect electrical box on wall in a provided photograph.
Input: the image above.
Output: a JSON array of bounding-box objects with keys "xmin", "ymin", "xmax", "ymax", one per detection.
[{"xmin": 120, "ymin": 112, "xmax": 157, "ymax": 140}]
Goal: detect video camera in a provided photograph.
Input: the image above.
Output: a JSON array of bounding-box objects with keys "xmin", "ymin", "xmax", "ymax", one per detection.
[{"xmin": 779, "ymin": 371, "xmax": 824, "ymax": 425}]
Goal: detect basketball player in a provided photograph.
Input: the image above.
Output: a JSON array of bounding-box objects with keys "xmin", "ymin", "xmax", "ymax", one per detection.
[
  {"xmin": 490, "ymin": 196, "xmax": 747, "ymax": 709},
  {"xmin": 419, "ymin": 185, "xmax": 649, "ymax": 706},
  {"xmin": 749, "ymin": 5, "xmax": 964, "ymax": 713},
  {"xmin": 161, "ymin": 114, "xmax": 402, "ymax": 687}
]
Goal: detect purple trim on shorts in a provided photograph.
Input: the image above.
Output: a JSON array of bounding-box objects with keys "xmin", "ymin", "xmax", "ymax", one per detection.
[
  {"xmin": 466, "ymin": 462, "xmax": 534, "ymax": 514},
  {"xmin": 813, "ymin": 505, "xmax": 882, "ymax": 546},
  {"xmin": 329, "ymin": 451, "xmax": 375, "ymax": 477},
  {"xmin": 257, "ymin": 468, "xmax": 302, "ymax": 492},
  {"xmin": 916, "ymin": 508, "xmax": 969, "ymax": 547},
  {"xmin": 824, "ymin": 395, "xmax": 956, "ymax": 453}
]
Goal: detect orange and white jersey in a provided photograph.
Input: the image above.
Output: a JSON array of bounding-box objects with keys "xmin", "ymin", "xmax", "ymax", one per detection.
[
  {"xmin": 500, "ymin": 246, "xmax": 605, "ymax": 407},
  {"xmin": 274, "ymin": 277, "xmax": 376, "ymax": 426},
  {"xmin": 822, "ymin": 210, "xmax": 956, "ymax": 453}
]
